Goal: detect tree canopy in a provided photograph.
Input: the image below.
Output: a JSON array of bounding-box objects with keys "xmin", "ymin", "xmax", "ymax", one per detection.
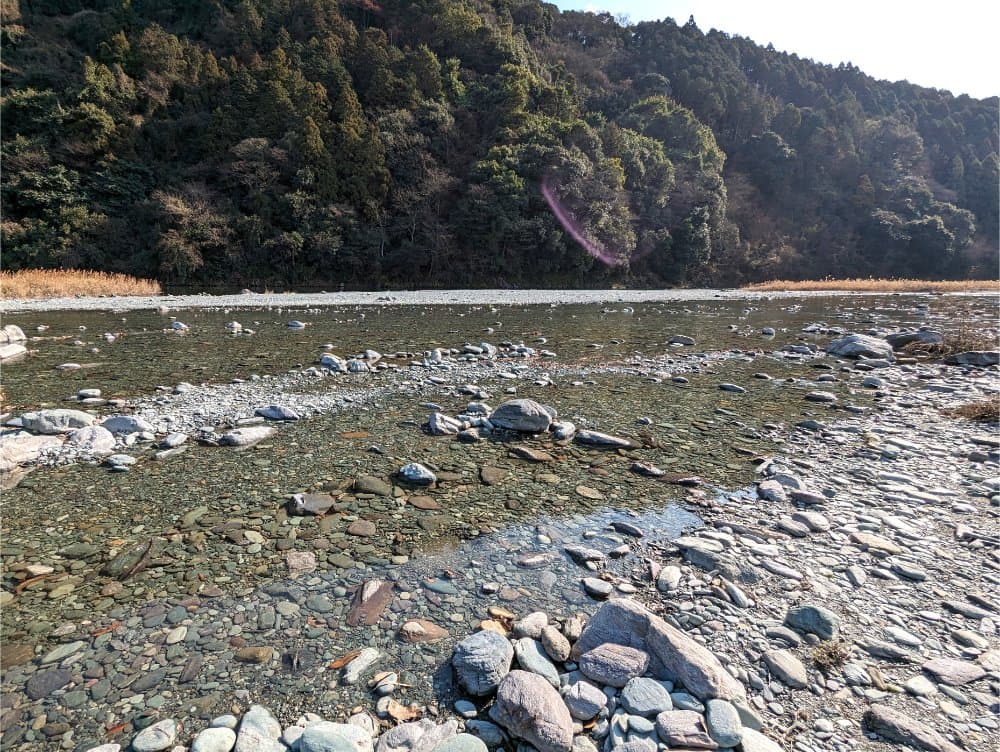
[{"xmin": 2, "ymin": 1, "xmax": 996, "ymax": 288}]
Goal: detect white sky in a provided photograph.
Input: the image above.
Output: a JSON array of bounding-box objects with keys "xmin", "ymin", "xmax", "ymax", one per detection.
[{"xmin": 552, "ymin": 0, "xmax": 999, "ymax": 99}]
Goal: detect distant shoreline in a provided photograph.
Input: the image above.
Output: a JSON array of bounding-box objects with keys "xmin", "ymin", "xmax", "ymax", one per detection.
[{"xmin": 2, "ymin": 287, "xmax": 995, "ymax": 313}]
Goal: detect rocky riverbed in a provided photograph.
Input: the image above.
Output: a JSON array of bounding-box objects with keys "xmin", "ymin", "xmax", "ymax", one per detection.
[{"xmin": 0, "ymin": 295, "xmax": 997, "ymax": 752}]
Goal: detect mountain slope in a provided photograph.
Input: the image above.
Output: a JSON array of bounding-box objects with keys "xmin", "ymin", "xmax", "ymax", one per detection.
[{"xmin": 2, "ymin": 0, "xmax": 996, "ymax": 288}]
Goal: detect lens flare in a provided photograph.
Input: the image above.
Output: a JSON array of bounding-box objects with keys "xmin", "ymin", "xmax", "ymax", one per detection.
[{"xmin": 541, "ymin": 176, "xmax": 624, "ymax": 267}]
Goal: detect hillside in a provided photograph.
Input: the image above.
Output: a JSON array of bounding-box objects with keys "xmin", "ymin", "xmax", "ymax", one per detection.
[{"xmin": 2, "ymin": 0, "xmax": 997, "ymax": 289}]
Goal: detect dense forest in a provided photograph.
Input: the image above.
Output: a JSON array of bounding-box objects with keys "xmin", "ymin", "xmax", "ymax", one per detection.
[{"xmin": 2, "ymin": 0, "xmax": 998, "ymax": 289}]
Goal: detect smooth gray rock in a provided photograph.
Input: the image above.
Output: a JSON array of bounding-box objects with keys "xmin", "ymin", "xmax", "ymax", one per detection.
[
  {"xmin": 571, "ymin": 599, "xmax": 745, "ymax": 701},
  {"xmin": 512, "ymin": 612, "xmax": 548, "ymax": 639},
  {"xmin": 430, "ymin": 734, "xmax": 487, "ymax": 752},
  {"xmin": 863, "ymin": 704, "xmax": 962, "ymax": 752},
  {"xmin": 573, "ymin": 430, "xmax": 635, "ymax": 448},
  {"xmin": 784, "ymin": 603, "xmax": 840, "ymax": 639},
  {"xmin": 489, "ymin": 671, "xmax": 573, "ymax": 752},
  {"xmin": 464, "ymin": 721, "xmax": 505, "ymax": 749},
  {"xmin": 945, "ymin": 351, "xmax": 999, "ymax": 366},
  {"xmin": 102, "ymin": 415, "xmax": 155, "ymax": 434},
  {"xmin": 489, "ymin": 399, "xmax": 555, "ymax": 432},
  {"xmin": 132, "ymin": 719, "xmax": 178, "ymax": 752},
  {"xmin": 739, "ymin": 728, "xmax": 783, "ymax": 752},
  {"xmin": 562, "ymin": 680, "xmax": 607, "ymax": 720},
  {"xmin": 704, "ymin": 699, "xmax": 742, "ymax": 747},
  {"xmin": 219, "ymin": 425, "xmax": 276, "ymax": 447},
  {"xmin": 582, "ymin": 577, "xmax": 613, "ymax": 598},
  {"xmin": 376, "ymin": 720, "xmax": 453, "ymax": 752},
  {"xmin": 255, "ymin": 405, "xmax": 300, "ymax": 420},
  {"xmin": 826, "ymin": 333, "xmax": 894, "ymax": 361},
  {"xmin": 620, "ymin": 677, "xmax": 673, "ymax": 716},
  {"xmin": 236, "ymin": 705, "xmax": 283, "ymax": 752},
  {"xmin": 453, "ymin": 630, "xmax": 514, "ymax": 696},
  {"xmin": 191, "ymin": 727, "xmax": 237, "ymax": 752},
  {"xmin": 579, "ymin": 643, "xmax": 649, "ymax": 688},
  {"xmin": 21, "ymin": 409, "xmax": 95, "ymax": 434},
  {"xmin": 298, "ymin": 722, "xmax": 373, "ymax": 752},
  {"xmin": 514, "ymin": 638, "xmax": 560, "ymax": 687}
]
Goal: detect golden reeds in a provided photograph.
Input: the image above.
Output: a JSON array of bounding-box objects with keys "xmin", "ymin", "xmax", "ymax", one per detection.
[
  {"xmin": 0, "ymin": 269, "xmax": 162, "ymax": 299},
  {"xmin": 743, "ymin": 278, "xmax": 1000, "ymax": 293}
]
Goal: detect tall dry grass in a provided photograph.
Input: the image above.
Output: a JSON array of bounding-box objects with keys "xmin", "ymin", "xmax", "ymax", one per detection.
[
  {"xmin": 743, "ymin": 278, "xmax": 1000, "ymax": 293},
  {"xmin": 0, "ymin": 269, "xmax": 162, "ymax": 299}
]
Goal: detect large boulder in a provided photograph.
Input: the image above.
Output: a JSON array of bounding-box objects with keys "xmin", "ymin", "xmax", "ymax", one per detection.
[
  {"xmin": 20, "ymin": 409, "xmax": 96, "ymax": 434},
  {"xmin": 489, "ymin": 400, "xmax": 556, "ymax": 433},
  {"xmin": 885, "ymin": 329, "xmax": 943, "ymax": 350},
  {"xmin": 825, "ymin": 333, "xmax": 894, "ymax": 361},
  {"xmin": 0, "ymin": 343, "xmax": 27, "ymax": 362},
  {"xmin": 0, "ymin": 432, "xmax": 64, "ymax": 473},
  {"xmin": 0, "ymin": 325, "xmax": 26, "ymax": 343},
  {"xmin": 489, "ymin": 671, "xmax": 573, "ymax": 752},
  {"xmin": 452, "ymin": 629, "xmax": 514, "ymax": 696},
  {"xmin": 67, "ymin": 425, "xmax": 116, "ymax": 455},
  {"xmin": 219, "ymin": 426, "xmax": 276, "ymax": 447},
  {"xmin": 945, "ymin": 351, "xmax": 1000, "ymax": 367},
  {"xmin": 570, "ymin": 599, "xmax": 745, "ymax": 701}
]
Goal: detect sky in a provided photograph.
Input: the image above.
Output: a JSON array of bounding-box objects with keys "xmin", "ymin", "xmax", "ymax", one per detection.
[{"xmin": 552, "ymin": 0, "xmax": 999, "ymax": 99}]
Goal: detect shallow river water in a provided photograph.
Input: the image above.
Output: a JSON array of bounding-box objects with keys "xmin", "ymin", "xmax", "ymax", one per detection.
[{"xmin": 0, "ymin": 292, "xmax": 996, "ymax": 750}]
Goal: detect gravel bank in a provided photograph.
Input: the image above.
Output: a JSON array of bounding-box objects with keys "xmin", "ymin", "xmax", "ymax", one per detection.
[{"xmin": 0, "ymin": 288, "xmax": 972, "ymax": 313}]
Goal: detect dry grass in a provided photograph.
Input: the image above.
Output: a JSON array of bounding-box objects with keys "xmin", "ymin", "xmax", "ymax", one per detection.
[
  {"xmin": 811, "ymin": 640, "xmax": 849, "ymax": 671},
  {"xmin": 743, "ymin": 278, "xmax": 1000, "ymax": 293},
  {"xmin": 944, "ymin": 397, "xmax": 1000, "ymax": 424},
  {"xmin": 902, "ymin": 328, "xmax": 998, "ymax": 358},
  {"xmin": 0, "ymin": 269, "xmax": 162, "ymax": 299}
]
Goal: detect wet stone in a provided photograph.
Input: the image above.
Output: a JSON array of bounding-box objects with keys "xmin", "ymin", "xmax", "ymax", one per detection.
[{"xmin": 25, "ymin": 668, "xmax": 72, "ymax": 700}]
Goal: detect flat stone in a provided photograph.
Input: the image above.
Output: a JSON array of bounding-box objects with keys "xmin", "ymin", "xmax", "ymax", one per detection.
[
  {"xmin": 863, "ymin": 704, "xmax": 961, "ymax": 752},
  {"xmin": 347, "ymin": 519, "xmax": 377, "ymax": 537},
  {"xmin": 784, "ymin": 604, "xmax": 840, "ymax": 639},
  {"xmin": 579, "ymin": 643, "xmax": 649, "ymax": 688},
  {"xmin": 922, "ymin": 658, "xmax": 986, "ymax": 686},
  {"xmin": 904, "ymin": 675, "xmax": 938, "ymax": 696},
  {"xmin": 654, "ymin": 710, "xmax": 718, "ymax": 749},
  {"xmin": 299, "ymin": 722, "xmax": 373, "ymax": 752},
  {"xmin": 764, "ymin": 649, "xmax": 808, "ymax": 688},
  {"xmin": 407, "ymin": 495, "xmax": 440, "ymax": 510},
  {"xmin": 398, "ymin": 619, "xmax": 449, "ymax": 643},
  {"xmin": 850, "ymin": 532, "xmax": 902, "ymax": 555},
  {"xmin": 621, "ymin": 677, "xmax": 673, "ymax": 716},
  {"xmin": 235, "ymin": 646, "xmax": 273, "ymax": 664},
  {"xmin": 40, "ymin": 641, "xmax": 86, "ymax": 664},
  {"xmin": 354, "ymin": 476, "xmax": 393, "ymax": 496}
]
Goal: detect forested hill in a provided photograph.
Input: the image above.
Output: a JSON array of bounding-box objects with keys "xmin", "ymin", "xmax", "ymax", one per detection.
[{"xmin": 3, "ymin": 1, "xmax": 998, "ymax": 289}]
